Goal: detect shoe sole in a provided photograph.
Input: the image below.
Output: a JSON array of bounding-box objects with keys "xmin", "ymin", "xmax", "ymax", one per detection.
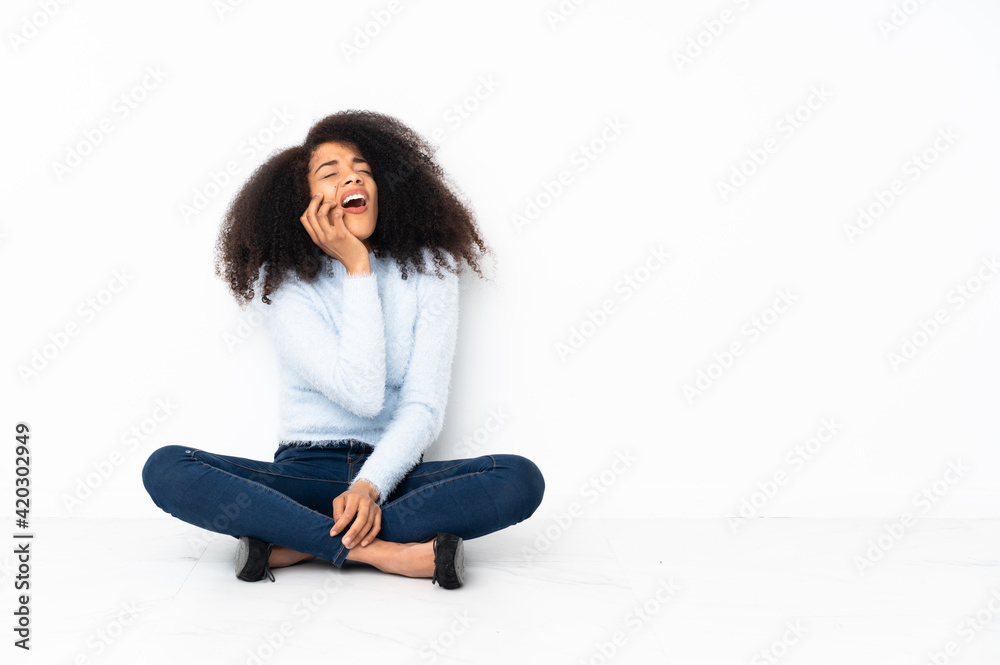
[
  {"xmin": 234, "ymin": 536, "xmax": 251, "ymax": 580},
  {"xmin": 235, "ymin": 536, "xmax": 274, "ymax": 582},
  {"xmin": 437, "ymin": 537, "xmax": 465, "ymax": 589},
  {"xmin": 452, "ymin": 539, "xmax": 465, "ymax": 588}
]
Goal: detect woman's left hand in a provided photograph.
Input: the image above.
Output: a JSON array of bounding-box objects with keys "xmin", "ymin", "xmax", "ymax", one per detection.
[{"xmin": 331, "ymin": 480, "xmax": 381, "ymax": 548}]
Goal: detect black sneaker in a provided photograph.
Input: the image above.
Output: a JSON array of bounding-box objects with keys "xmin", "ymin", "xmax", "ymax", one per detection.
[{"xmin": 235, "ymin": 536, "xmax": 275, "ymax": 582}]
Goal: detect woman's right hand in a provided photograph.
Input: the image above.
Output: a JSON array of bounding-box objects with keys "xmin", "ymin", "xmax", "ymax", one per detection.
[{"xmin": 299, "ymin": 190, "xmax": 370, "ymax": 273}]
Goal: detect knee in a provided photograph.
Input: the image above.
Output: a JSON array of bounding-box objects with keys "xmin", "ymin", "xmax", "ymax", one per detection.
[
  {"xmin": 494, "ymin": 454, "xmax": 545, "ymax": 517},
  {"xmin": 142, "ymin": 445, "xmax": 190, "ymax": 508}
]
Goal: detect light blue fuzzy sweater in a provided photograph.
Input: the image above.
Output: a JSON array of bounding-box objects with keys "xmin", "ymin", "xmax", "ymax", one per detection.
[{"xmin": 248, "ymin": 248, "xmax": 460, "ymax": 505}]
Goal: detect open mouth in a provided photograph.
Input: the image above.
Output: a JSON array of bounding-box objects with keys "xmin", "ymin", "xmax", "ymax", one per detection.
[{"xmin": 342, "ymin": 193, "xmax": 368, "ymax": 209}]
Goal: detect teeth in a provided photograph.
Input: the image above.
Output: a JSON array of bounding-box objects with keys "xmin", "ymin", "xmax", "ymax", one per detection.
[{"xmin": 342, "ymin": 193, "xmax": 366, "ymax": 206}]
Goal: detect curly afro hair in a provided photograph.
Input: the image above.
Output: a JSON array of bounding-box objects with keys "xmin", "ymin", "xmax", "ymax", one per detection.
[{"xmin": 214, "ymin": 109, "xmax": 495, "ymax": 307}]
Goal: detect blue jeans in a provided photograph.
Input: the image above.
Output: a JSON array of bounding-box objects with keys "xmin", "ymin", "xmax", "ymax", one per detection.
[{"xmin": 141, "ymin": 440, "xmax": 545, "ymax": 568}]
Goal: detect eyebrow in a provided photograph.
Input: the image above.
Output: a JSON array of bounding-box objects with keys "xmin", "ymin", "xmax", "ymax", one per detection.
[{"xmin": 313, "ymin": 157, "xmax": 369, "ymax": 175}]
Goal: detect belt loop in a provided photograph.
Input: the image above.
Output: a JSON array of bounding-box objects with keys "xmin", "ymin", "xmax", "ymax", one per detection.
[{"xmin": 355, "ymin": 439, "xmax": 370, "ymax": 463}]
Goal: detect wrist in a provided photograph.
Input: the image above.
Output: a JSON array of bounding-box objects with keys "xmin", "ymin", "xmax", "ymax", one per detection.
[
  {"xmin": 352, "ymin": 478, "xmax": 379, "ymax": 502},
  {"xmin": 347, "ymin": 263, "xmax": 372, "ymax": 277},
  {"xmin": 345, "ymin": 259, "xmax": 371, "ymax": 276}
]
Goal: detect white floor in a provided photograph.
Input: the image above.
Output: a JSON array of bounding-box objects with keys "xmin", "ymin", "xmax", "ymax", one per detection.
[{"xmin": 9, "ymin": 516, "xmax": 1000, "ymax": 664}]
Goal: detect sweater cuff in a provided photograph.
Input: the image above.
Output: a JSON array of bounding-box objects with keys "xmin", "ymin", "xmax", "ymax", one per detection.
[
  {"xmin": 342, "ymin": 270, "xmax": 377, "ymax": 307},
  {"xmin": 352, "ymin": 475, "xmax": 385, "ymax": 506}
]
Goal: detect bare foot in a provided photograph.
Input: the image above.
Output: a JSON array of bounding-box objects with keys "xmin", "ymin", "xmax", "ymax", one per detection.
[
  {"xmin": 346, "ymin": 538, "xmax": 436, "ymax": 578},
  {"xmin": 388, "ymin": 540, "xmax": 436, "ymax": 578},
  {"xmin": 268, "ymin": 545, "xmax": 317, "ymax": 568}
]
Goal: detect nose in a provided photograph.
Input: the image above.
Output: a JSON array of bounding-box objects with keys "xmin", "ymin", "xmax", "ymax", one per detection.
[{"xmin": 343, "ymin": 171, "xmax": 364, "ymax": 186}]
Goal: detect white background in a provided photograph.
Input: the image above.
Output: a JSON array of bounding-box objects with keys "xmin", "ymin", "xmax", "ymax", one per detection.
[{"xmin": 3, "ymin": 0, "xmax": 999, "ymax": 527}]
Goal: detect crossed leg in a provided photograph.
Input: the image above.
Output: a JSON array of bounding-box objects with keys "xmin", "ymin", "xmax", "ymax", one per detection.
[{"xmin": 142, "ymin": 444, "xmax": 544, "ymax": 579}]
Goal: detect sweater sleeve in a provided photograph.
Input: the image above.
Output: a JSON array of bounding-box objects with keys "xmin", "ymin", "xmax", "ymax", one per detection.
[
  {"xmin": 352, "ymin": 265, "xmax": 460, "ymax": 504},
  {"xmin": 253, "ymin": 271, "xmax": 387, "ymax": 419}
]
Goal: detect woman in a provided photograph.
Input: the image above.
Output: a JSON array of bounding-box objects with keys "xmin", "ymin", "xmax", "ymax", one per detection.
[{"xmin": 142, "ymin": 110, "xmax": 545, "ymax": 588}]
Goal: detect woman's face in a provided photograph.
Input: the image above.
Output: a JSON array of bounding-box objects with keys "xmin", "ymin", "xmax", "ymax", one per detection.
[{"xmin": 306, "ymin": 141, "xmax": 378, "ymax": 248}]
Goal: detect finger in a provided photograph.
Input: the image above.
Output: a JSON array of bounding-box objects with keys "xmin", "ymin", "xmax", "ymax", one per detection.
[
  {"xmin": 330, "ymin": 497, "xmax": 347, "ymax": 534},
  {"xmin": 300, "ymin": 194, "xmax": 322, "ymax": 241},
  {"xmin": 345, "ymin": 501, "xmax": 374, "ymax": 547},
  {"xmin": 331, "ymin": 510, "xmax": 355, "ymax": 539},
  {"xmin": 308, "ymin": 193, "xmax": 333, "ymax": 234},
  {"xmin": 308, "ymin": 191, "xmax": 324, "ymax": 212},
  {"xmin": 331, "ymin": 496, "xmax": 359, "ymax": 538},
  {"xmin": 356, "ymin": 513, "xmax": 376, "ymax": 549},
  {"xmin": 342, "ymin": 502, "xmax": 369, "ymax": 547},
  {"xmin": 324, "ymin": 195, "xmax": 345, "ymax": 232},
  {"xmin": 362, "ymin": 509, "xmax": 381, "ymax": 547},
  {"xmin": 314, "ymin": 198, "xmax": 337, "ymax": 242},
  {"xmin": 331, "ymin": 500, "xmax": 340, "ymax": 527},
  {"xmin": 300, "ymin": 193, "xmax": 324, "ymax": 240},
  {"xmin": 354, "ymin": 518, "xmax": 373, "ymax": 549},
  {"xmin": 303, "ymin": 191, "xmax": 323, "ymax": 219}
]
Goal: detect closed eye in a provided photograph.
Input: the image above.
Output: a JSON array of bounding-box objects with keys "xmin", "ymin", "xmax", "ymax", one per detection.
[{"xmin": 322, "ymin": 169, "xmax": 373, "ymax": 179}]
